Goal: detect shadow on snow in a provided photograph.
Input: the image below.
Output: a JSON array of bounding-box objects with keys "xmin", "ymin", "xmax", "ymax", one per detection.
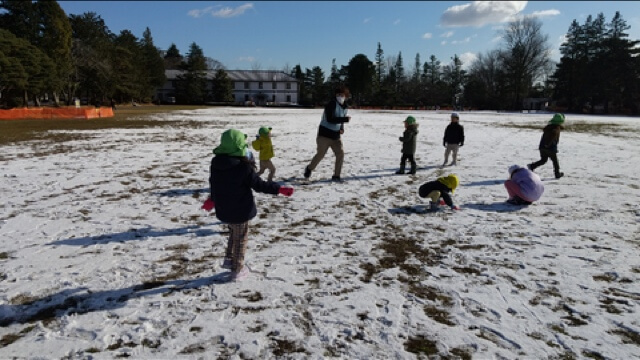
[
  {"xmin": 47, "ymin": 223, "xmax": 221, "ymax": 247},
  {"xmin": 0, "ymin": 273, "xmax": 231, "ymax": 327}
]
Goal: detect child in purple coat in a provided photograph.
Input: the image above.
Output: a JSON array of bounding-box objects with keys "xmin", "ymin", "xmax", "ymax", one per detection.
[{"xmin": 504, "ymin": 165, "xmax": 544, "ymax": 205}]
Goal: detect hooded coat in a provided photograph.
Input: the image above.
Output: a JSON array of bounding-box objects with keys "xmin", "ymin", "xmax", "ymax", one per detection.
[
  {"xmin": 538, "ymin": 124, "xmax": 562, "ymax": 153},
  {"xmin": 508, "ymin": 167, "xmax": 544, "ymax": 202},
  {"xmin": 251, "ymin": 135, "xmax": 274, "ymax": 161},
  {"xmin": 399, "ymin": 124, "xmax": 419, "ymax": 154},
  {"xmin": 210, "ymin": 129, "xmax": 280, "ymax": 223}
]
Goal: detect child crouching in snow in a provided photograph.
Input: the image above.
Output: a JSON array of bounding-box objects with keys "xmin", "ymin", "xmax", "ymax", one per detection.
[
  {"xmin": 418, "ymin": 174, "xmax": 460, "ymax": 211},
  {"xmin": 504, "ymin": 164, "xmax": 544, "ymax": 205},
  {"xmin": 203, "ymin": 129, "xmax": 294, "ymax": 282}
]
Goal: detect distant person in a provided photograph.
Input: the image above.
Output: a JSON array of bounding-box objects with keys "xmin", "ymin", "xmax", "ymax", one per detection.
[
  {"xmin": 442, "ymin": 112, "xmax": 465, "ymax": 166},
  {"xmin": 396, "ymin": 116, "xmax": 419, "ymax": 175},
  {"xmin": 202, "ymin": 129, "xmax": 294, "ymax": 282},
  {"xmin": 504, "ymin": 165, "xmax": 544, "ymax": 205},
  {"xmin": 252, "ymin": 126, "xmax": 276, "ymax": 181},
  {"xmin": 418, "ymin": 174, "xmax": 461, "ymax": 212},
  {"xmin": 527, "ymin": 113, "xmax": 565, "ymax": 179},
  {"xmin": 304, "ymin": 85, "xmax": 351, "ymax": 182}
]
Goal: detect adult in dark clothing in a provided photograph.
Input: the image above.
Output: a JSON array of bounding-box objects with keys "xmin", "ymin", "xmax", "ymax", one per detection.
[
  {"xmin": 204, "ymin": 129, "xmax": 294, "ymax": 281},
  {"xmin": 443, "ymin": 112, "xmax": 465, "ymax": 166},
  {"xmin": 527, "ymin": 113, "xmax": 565, "ymax": 179},
  {"xmin": 304, "ymin": 85, "xmax": 351, "ymax": 181}
]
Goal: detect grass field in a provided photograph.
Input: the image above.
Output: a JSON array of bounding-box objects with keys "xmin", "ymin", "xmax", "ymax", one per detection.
[{"xmin": 0, "ymin": 105, "xmax": 208, "ymax": 145}]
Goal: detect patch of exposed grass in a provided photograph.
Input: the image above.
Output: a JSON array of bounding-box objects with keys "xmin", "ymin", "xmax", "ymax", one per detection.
[
  {"xmin": 0, "ymin": 325, "xmax": 36, "ymax": 347},
  {"xmin": 609, "ymin": 326, "xmax": 640, "ymax": 346},
  {"xmin": 0, "ymin": 105, "xmax": 208, "ymax": 145},
  {"xmin": 404, "ymin": 335, "xmax": 438, "ymax": 356},
  {"xmin": 499, "ymin": 121, "xmax": 636, "ymax": 137},
  {"xmin": 271, "ymin": 338, "xmax": 307, "ymax": 357}
]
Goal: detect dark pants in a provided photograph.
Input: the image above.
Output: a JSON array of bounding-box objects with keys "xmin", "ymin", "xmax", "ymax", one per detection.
[
  {"xmin": 399, "ymin": 154, "xmax": 416, "ymax": 172},
  {"xmin": 529, "ymin": 149, "xmax": 560, "ymax": 176}
]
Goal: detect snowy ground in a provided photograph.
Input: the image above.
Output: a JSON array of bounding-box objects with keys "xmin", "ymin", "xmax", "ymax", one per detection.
[{"xmin": 0, "ymin": 107, "xmax": 639, "ymax": 359}]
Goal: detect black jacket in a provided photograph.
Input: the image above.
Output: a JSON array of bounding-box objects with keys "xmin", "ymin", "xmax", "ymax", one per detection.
[
  {"xmin": 418, "ymin": 180, "xmax": 454, "ymax": 207},
  {"xmin": 209, "ymin": 155, "xmax": 280, "ymax": 224},
  {"xmin": 443, "ymin": 122, "xmax": 465, "ymax": 146},
  {"xmin": 538, "ymin": 124, "xmax": 562, "ymax": 153}
]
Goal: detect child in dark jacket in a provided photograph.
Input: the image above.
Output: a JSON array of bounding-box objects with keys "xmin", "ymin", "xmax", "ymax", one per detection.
[
  {"xmin": 527, "ymin": 113, "xmax": 565, "ymax": 179},
  {"xmin": 418, "ymin": 174, "xmax": 460, "ymax": 211},
  {"xmin": 396, "ymin": 116, "xmax": 419, "ymax": 175},
  {"xmin": 443, "ymin": 112, "xmax": 465, "ymax": 166},
  {"xmin": 203, "ymin": 129, "xmax": 294, "ymax": 282}
]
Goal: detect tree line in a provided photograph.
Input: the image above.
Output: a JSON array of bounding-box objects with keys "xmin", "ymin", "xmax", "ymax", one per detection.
[
  {"xmin": 0, "ymin": 0, "xmax": 165, "ymax": 108},
  {"xmin": 1, "ymin": 0, "xmax": 638, "ymax": 114}
]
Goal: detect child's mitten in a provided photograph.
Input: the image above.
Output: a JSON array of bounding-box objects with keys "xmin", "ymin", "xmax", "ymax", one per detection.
[
  {"xmin": 201, "ymin": 198, "xmax": 215, "ymax": 211},
  {"xmin": 278, "ymin": 186, "xmax": 294, "ymax": 197}
]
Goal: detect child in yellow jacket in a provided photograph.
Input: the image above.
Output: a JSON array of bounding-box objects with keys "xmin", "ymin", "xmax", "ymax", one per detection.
[{"xmin": 252, "ymin": 126, "xmax": 276, "ymax": 181}]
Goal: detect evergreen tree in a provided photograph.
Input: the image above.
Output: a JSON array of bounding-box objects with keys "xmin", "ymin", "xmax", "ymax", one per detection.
[
  {"xmin": 164, "ymin": 43, "xmax": 184, "ymax": 70},
  {"xmin": 140, "ymin": 27, "xmax": 166, "ymax": 102},
  {"xmin": 345, "ymin": 54, "xmax": 374, "ymax": 106},
  {"xmin": 175, "ymin": 42, "xmax": 208, "ymax": 104},
  {"xmin": 36, "ymin": 0, "xmax": 72, "ymax": 105},
  {"xmin": 310, "ymin": 66, "xmax": 326, "ymax": 106},
  {"xmin": 0, "ymin": 28, "xmax": 54, "ymax": 107},
  {"xmin": 68, "ymin": 11, "xmax": 114, "ymax": 105},
  {"xmin": 210, "ymin": 69, "xmax": 233, "ymax": 102}
]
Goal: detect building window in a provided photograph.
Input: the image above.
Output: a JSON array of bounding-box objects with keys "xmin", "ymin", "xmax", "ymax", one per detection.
[
  {"xmin": 244, "ymin": 82, "xmax": 250, "ymax": 89},
  {"xmin": 272, "ymin": 82, "xmax": 277, "ymax": 89},
  {"xmin": 286, "ymin": 82, "xmax": 291, "ymax": 90},
  {"xmin": 259, "ymin": 82, "xmax": 263, "ymax": 89},
  {"xmin": 286, "ymin": 95, "xmax": 291, "ymax": 102},
  {"xmin": 244, "ymin": 94, "xmax": 249, "ymax": 101},
  {"xmin": 272, "ymin": 95, "xmax": 276, "ymax": 102}
]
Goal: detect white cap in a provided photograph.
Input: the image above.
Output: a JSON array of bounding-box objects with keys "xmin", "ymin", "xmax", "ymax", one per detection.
[
  {"xmin": 508, "ymin": 165, "xmax": 520, "ymax": 175},
  {"xmin": 451, "ymin": 112, "xmax": 459, "ymax": 118}
]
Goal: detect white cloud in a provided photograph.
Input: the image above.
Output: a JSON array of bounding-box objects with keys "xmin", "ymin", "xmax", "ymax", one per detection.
[
  {"xmin": 422, "ymin": 33, "xmax": 433, "ymax": 39},
  {"xmin": 440, "ymin": 1, "xmax": 527, "ymax": 28},
  {"xmin": 452, "ymin": 37, "xmax": 472, "ymax": 45},
  {"xmin": 187, "ymin": 6, "xmax": 213, "ymax": 18},
  {"xmin": 188, "ymin": 3, "xmax": 254, "ymax": 19},
  {"xmin": 459, "ymin": 52, "xmax": 478, "ymax": 69},
  {"xmin": 393, "ymin": 19, "xmax": 401, "ymax": 25},
  {"xmin": 238, "ymin": 56, "xmax": 256, "ymax": 62},
  {"xmin": 363, "ymin": 17, "xmax": 372, "ymax": 24},
  {"xmin": 529, "ymin": 9, "xmax": 560, "ymax": 18},
  {"xmin": 441, "ymin": 40, "xmax": 447, "ymax": 46},
  {"xmin": 440, "ymin": 31, "xmax": 455, "ymax": 38}
]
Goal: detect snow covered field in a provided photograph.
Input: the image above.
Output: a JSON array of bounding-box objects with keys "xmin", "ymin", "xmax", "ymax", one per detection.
[{"xmin": 1, "ymin": 107, "xmax": 639, "ymax": 359}]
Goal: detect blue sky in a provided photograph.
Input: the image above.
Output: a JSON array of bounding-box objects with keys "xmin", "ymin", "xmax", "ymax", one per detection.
[{"xmin": 58, "ymin": 1, "xmax": 640, "ymax": 75}]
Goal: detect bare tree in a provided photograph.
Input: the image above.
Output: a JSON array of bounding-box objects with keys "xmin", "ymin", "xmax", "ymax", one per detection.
[{"xmin": 499, "ymin": 16, "xmax": 552, "ymax": 109}]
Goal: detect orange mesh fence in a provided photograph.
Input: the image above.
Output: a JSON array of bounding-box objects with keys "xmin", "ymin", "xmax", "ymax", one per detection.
[{"xmin": 0, "ymin": 107, "xmax": 115, "ymax": 120}]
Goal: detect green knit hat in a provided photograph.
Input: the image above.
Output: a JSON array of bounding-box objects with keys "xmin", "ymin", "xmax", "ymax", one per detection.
[
  {"xmin": 549, "ymin": 113, "xmax": 565, "ymax": 125},
  {"xmin": 213, "ymin": 129, "xmax": 247, "ymax": 157},
  {"xmin": 258, "ymin": 126, "xmax": 272, "ymax": 136},
  {"xmin": 404, "ymin": 116, "xmax": 416, "ymax": 125}
]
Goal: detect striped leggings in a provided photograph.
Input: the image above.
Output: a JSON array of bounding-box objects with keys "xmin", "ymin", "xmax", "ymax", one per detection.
[{"xmin": 226, "ymin": 222, "xmax": 249, "ymax": 272}]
